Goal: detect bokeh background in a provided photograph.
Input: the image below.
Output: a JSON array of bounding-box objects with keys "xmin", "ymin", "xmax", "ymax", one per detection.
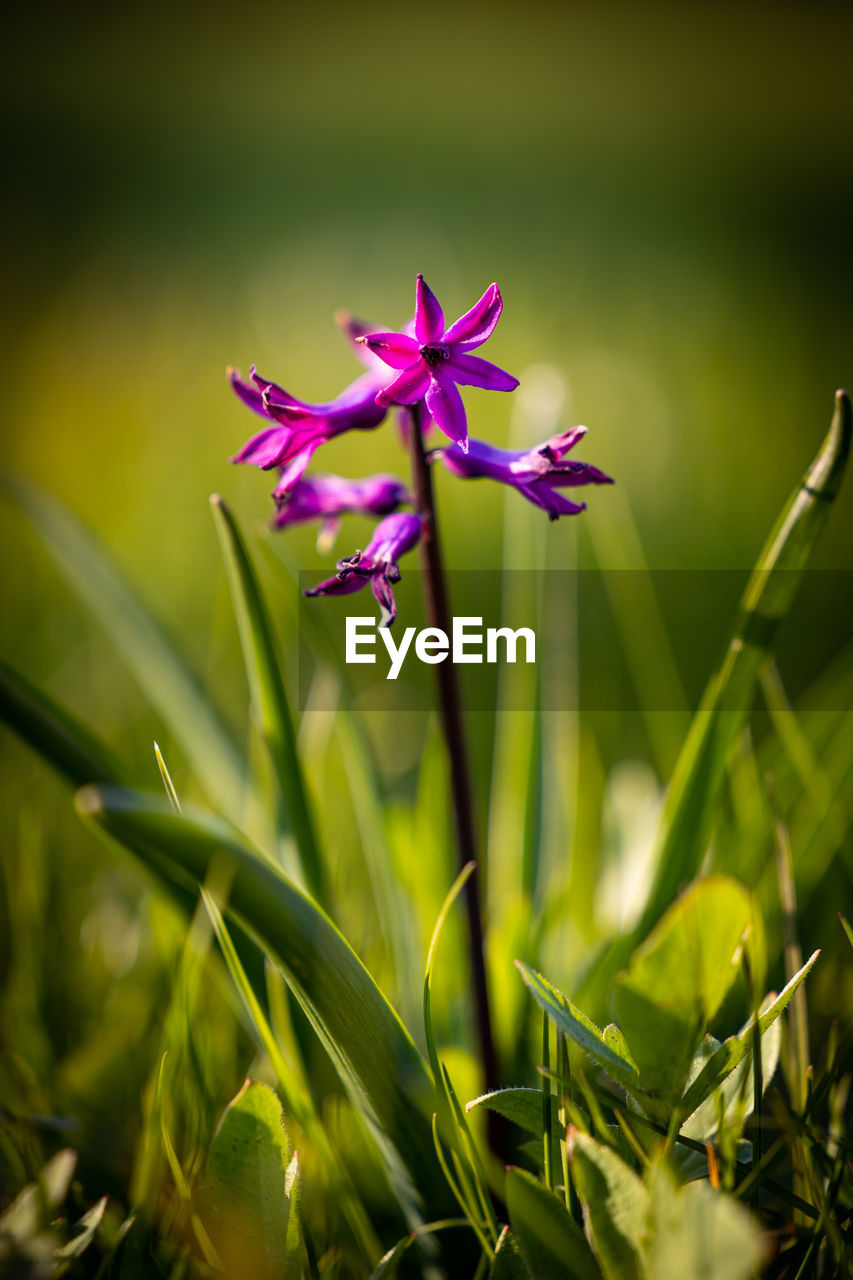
[{"xmin": 2, "ymin": 0, "xmax": 852, "ymax": 1219}]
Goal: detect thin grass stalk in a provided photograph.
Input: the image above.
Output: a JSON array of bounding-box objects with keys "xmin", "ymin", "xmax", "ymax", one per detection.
[{"xmin": 408, "ymin": 402, "xmax": 500, "ymax": 1126}]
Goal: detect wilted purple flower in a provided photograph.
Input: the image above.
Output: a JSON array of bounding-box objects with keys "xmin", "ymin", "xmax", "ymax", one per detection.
[
  {"xmin": 436, "ymin": 426, "xmax": 613, "ymax": 518},
  {"xmin": 272, "ymin": 471, "xmax": 410, "ymax": 550},
  {"xmin": 356, "ymin": 275, "xmax": 519, "ymax": 452},
  {"xmin": 304, "ymin": 511, "xmax": 423, "ymax": 627},
  {"xmin": 229, "ymin": 366, "xmax": 388, "ymax": 496}
]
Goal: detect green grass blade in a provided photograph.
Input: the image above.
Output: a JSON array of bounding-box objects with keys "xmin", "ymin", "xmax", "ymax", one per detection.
[
  {"xmin": 6, "ymin": 478, "xmax": 246, "ymax": 819},
  {"xmin": 73, "ymin": 784, "xmax": 450, "ymax": 1229},
  {"xmin": 210, "ymin": 494, "xmax": 327, "ymax": 907},
  {"xmin": 636, "ymin": 389, "xmax": 851, "ymax": 943},
  {"xmin": 0, "ymin": 660, "xmax": 130, "ymax": 788}
]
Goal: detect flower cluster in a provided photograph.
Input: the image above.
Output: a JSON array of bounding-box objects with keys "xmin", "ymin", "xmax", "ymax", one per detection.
[{"xmin": 228, "ymin": 274, "xmax": 612, "ymax": 624}]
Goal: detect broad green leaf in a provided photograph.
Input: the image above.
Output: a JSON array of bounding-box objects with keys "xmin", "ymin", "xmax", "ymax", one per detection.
[
  {"xmin": 211, "ymin": 495, "xmax": 327, "ymax": 906},
  {"xmin": 515, "ymin": 963, "xmax": 641, "ymax": 1093},
  {"xmin": 568, "ymin": 1133, "xmax": 647, "ymax": 1280},
  {"xmin": 491, "ymin": 1224, "xmax": 531, "ymax": 1279},
  {"xmin": 611, "ymin": 877, "xmax": 752, "ymax": 1102},
  {"xmin": 466, "ymin": 1088, "xmax": 565, "ymax": 1147},
  {"xmin": 643, "ymin": 1162, "xmax": 764, "ymax": 1280},
  {"xmin": 8, "ymin": 477, "xmax": 246, "ymax": 819},
  {"xmin": 680, "ymin": 950, "xmax": 819, "ymax": 1115},
  {"xmin": 0, "ymin": 660, "xmax": 129, "ymax": 788},
  {"xmin": 681, "ymin": 1016, "xmax": 781, "ymax": 1141},
  {"xmin": 74, "ymin": 785, "xmax": 450, "ymax": 1229},
  {"xmin": 204, "ymin": 1080, "xmax": 301, "ymax": 1280},
  {"xmin": 505, "ymin": 1167, "xmax": 601, "ymax": 1280}
]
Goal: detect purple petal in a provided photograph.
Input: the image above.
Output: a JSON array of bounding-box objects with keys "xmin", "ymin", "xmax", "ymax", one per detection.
[
  {"xmin": 356, "ymin": 332, "xmax": 419, "ymax": 370},
  {"xmin": 443, "ymin": 284, "xmax": 502, "ymax": 351},
  {"xmin": 228, "ymin": 367, "xmax": 269, "ymax": 418},
  {"xmin": 425, "ymin": 373, "xmax": 468, "ymax": 450},
  {"xmin": 415, "ymin": 274, "xmax": 445, "ymax": 345},
  {"xmin": 231, "ymin": 426, "xmax": 293, "ymax": 469},
  {"xmin": 272, "ymin": 443, "xmax": 319, "ymax": 496},
  {"xmin": 547, "ymin": 461, "xmax": 614, "ymax": 488},
  {"xmin": 543, "ymin": 425, "xmax": 587, "ymax": 457},
  {"xmin": 304, "ymin": 573, "xmax": 367, "ymax": 601},
  {"xmin": 521, "ymin": 483, "xmax": 586, "ymax": 519},
  {"xmin": 250, "ymin": 366, "xmax": 308, "ymax": 410},
  {"xmin": 446, "ymin": 353, "xmax": 519, "ymax": 392},
  {"xmin": 376, "ymin": 362, "xmax": 431, "ymax": 407},
  {"xmin": 371, "ymin": 572, "xmax": 398, "ymax": 627}
]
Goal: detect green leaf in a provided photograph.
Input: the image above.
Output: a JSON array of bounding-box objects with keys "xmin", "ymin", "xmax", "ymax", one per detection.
[
  {"xmin": 491, "ymin": 1225, "xmax": 531, "ymax": 1279},
  {"xmin": 55, "ymin": 1196, "xmax": 107, "ymax": 1264},
  {"xmin": 680, "ymin": 949, "xmax": 819, "ymax": 1115},
  {"xmin": 681, "ymin": 1015, "xmax": 781, "ymax": 1141},
  {"xmin": 0, "ymin": 1149, "xmax": 77, "ymax": 1243},
  {"xmin": 0, "ymin": 660, "xmax": 129, "ymax": 788},
  {"xmin": 210, "ymin": 495, "xmax": 327, "ymax": 906},
  {"xmin": 467, "ymin": 1087, "xmax": 566, "ymax": 1144},
  {"xmin": 637, "ymin": 390, "xmax": 851, "ymax": 937},
  {"xmin": 201, "ymin": 890, "xmax": 381, "ymax": 1264},
  {"xmin": 642, "ymin": 1162, "xmax": 764, "ymax": 1280},
  {"xmin": 74, "ymin": 785, "xmax": 449, "ymax": 1229},
  {"xmin": 611, "ymin": 877, "xmax": 752, "ymax": 1103},
  {"xmin": 515, "ymin": 963, "xmax": 640, "ymax": 1093},
  {"xmin": 7, "ymin": 477, "xmax": 246, "ymax": 819},
  {"xmin": 568, "ymin": 1132, "xmax": 647, "ymax": 1280},
  {"xmin": 368, "ymin": 1235, "xmax": 414, "ymax": 1278},
  {"xmin": 506, "ymin": 1167, "xmax": 601, "ymax": 1280},
  {"xmin": 204, "ymin": 1080, "xmax": 301, "ymax": 1280}
]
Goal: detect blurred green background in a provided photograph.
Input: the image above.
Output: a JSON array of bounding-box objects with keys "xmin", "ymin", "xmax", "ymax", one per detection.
[{"xmin": 2, "ymin": 0, "xmax": 852, "ymax": 1223}]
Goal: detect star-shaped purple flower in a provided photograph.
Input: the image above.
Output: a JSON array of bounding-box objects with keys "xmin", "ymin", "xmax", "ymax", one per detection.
[
  {"xmin": 304, "ymin": 511, "xmax": 422, "ymax": 627},
  {"xmin": 436, "ymin": 426, "xmax": 613, "ymax": 518},
  {"xmin": 229, "ymin": 365, "xmax": 388, "ymax": 497},
  {"xmin": 356, "ymin": 275, "xmax": 519, "ymax": 452},
  {"xmin": 272, "ymin": 471, "xmax": 410, "ymax": 551}
]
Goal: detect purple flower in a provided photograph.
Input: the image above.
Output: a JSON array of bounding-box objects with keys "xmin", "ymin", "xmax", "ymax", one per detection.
[
  {"xmin": 272, "ymin": 471, "xmax": 410, "ymax": 550},
  {"xmin": 436, "ymin": 426, "xmax": 613, "ymax": 519},
  {"xmin": 356, "ymin": 275, "xmax": 519, "ymax": 452},
  {"xmin": 304, "ymin": 511, "xmax": 423, "ymax": 627},
  {"xmin": 229, "ymin": 365, "xmax": 388, "ymax": 497}
]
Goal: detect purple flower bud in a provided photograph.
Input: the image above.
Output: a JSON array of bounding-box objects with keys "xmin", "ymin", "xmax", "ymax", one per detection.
[
  {"xmin": 356, "ymin": 275, "xmax": 519, "ymax": 452},
  {"xmin": 436, "ymin": 427, "xmax": 613, "ymax": 519},
  {"xmin": 304, "ymin": 511, "xmax": 423, "ymax": 627},
  {"xmin": 272, "ymin": 472, "xmax": 410, "ymax": 550}
]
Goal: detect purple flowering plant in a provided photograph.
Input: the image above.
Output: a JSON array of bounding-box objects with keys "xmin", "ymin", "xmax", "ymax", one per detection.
[
  {"xmin": 229, "ymin": 273, "xmax": 612, "ymax": 627},
  {"xmin": 1, "ymin": 254, "xmax": 849, "ymax": 1278}
]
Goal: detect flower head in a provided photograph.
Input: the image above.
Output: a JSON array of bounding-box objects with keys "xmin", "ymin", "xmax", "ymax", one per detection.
[
  {"xmin": 436, "ymin": 426, "xmax": 613, "ymax": 518},
  {"xmin": 229, "ymin": 365, "xmax": 388, "ymax": 497},
  {"xmin": 356, "ymin": 275, "xmax": 519, "ymax": 452},
  {"xmin": 304, "ymin": 511, "xmax": 423, "ymax": 627},
  {"xmin": 272, "ymin": 471, "xmax": 410, "ymax": 550}
]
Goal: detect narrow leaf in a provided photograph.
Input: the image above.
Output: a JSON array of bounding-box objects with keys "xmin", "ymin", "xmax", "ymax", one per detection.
[
  {"xmin": 680, "ymin": 950, "xmax": 820, "ymax": 1114},
  {"xmin": 637, "ymin": 391, "xmax": 851, "ymax": 939},
  {"xmin": 74, "ymin": 785, "xmax": 449, "ymax": 1228},
  {"xmin": 7, "ymin": 478, "xmax": 246, "ymax": 818},
  {"xmin": 515, "ymin": 963, "xmax": 640, "ymax": 1093},
  {"xmin": 211, "ymin": 494, "xmax": 326, "ymax": 905}
]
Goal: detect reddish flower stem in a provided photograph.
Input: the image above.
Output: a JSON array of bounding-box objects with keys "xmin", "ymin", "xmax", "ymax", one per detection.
[{"xmin": 407, "ymin": 403, "xmax": 502, "ymax": 1144}]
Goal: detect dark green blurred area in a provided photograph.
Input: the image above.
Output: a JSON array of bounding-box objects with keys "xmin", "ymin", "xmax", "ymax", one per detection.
[{"xmin": 1, "ymin": 0, "xmax": 852, "ymax": 1227}]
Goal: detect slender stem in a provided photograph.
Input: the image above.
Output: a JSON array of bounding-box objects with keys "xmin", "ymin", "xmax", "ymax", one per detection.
[{"xmin": 407, "ymin": 404, "xmax": 501, "ymax": 1122}]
